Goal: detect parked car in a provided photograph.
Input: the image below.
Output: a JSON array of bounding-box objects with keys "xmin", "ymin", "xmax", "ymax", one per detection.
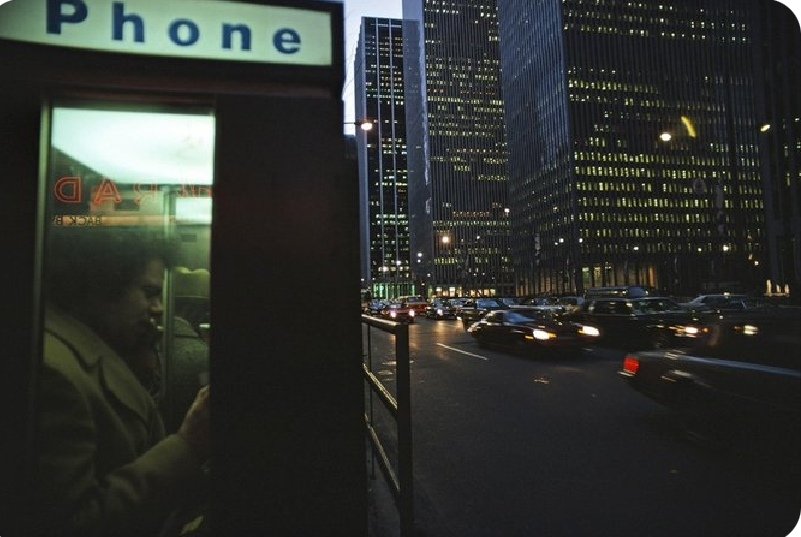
[
  {"xmin": 467, "ymin": 308, "xmax": 599, "ymax": 356},
  {"xmin": 565, "ymin": 296, "xmax": 697, "ymax": 350},
  {"xmin": 619, "ymin": 309, "xmax": 801, "ymax": 452},
  {"xmin": 379, "ymin": 302, "xmax": 416, "ymax": 323},
  {"xmin": 425, "ymin": 299, "xmax": 457, "ymax": 320},
  {"xmin": 458, "ymin": 298, "xmax": 509, "ymax": 330}
]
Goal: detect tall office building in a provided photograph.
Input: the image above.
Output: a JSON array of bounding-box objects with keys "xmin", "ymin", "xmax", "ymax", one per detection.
[
  {"xmin": 354, "ymin": 17, "xmax": 412, "ymax": 299},
  {"xmin": 498, "ymin": 0, "xmax": 776, "ymax": 296},
  {"xmin": 756, "ymin": 1, "xmax": 801, "ymax": 303},
  {"xmin": 403, "ymin": 0, "xmax": 513, "ymax": 298}
]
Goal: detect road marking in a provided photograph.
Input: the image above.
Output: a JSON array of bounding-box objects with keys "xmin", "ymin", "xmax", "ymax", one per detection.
[{"xmin": 436, "ymin": 343, "xmax": 490, "ymax": 361}]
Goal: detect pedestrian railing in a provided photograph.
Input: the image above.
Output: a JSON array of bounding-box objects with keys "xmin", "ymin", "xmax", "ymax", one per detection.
[{"xmin": 361, "ymin": 314, "xmax": 413, "ymax": 537}]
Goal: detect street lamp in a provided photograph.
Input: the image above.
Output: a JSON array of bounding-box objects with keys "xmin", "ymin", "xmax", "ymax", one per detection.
[{"xmin": 345, "ymin": 118, "xmax": 376, "ymax": 131}]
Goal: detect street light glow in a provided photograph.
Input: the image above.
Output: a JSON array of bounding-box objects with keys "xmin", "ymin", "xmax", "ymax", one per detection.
[
  {"xmin": 760, "ymin": 123, "xmax": 771, "ymax": 133},
  {"xmin": 659, "ymin": 132, "xmax": 672, "ymax": 142}
]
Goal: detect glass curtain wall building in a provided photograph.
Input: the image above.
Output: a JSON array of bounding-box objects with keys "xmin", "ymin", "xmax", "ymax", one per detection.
[
  {"xmin": 403, "ymin": 0, "xmax": 513, "ymax": 298},
  {"xmin": 355, "ymin": 17, "xmax": 412, "ymax": 300},
  {"xmin": 498, "ymin": 0, "xmax": 772, "ymax": 296}
]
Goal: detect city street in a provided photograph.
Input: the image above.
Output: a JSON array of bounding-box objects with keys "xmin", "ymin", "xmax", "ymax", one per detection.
[{"xmin": 364, "ymin": 318, "xmax": 800, "ymax": 537}]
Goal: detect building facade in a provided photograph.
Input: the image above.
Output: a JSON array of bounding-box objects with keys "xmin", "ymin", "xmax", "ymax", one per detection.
[
  {"xmin": 355, "ymin": 17, "xmax": 413, "ymax": 299},
  {"xmin": 403, "ymin": 0, "xmax": 514, "ymax": 298},
  {"xmin": 498, "ymin": 0, "xmax": 776, "ymax": 297}
]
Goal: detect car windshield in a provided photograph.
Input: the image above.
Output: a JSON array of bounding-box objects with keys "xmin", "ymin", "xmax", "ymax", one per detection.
[
  {"xmin": 477, "ymin": 299, "xmax": 504, "ymax": 308},
  {"xmin": 631, "ymin": 299, "xmax": 680, "ymax": 313},
  {"xmin": 507, "ymin": 311, "xmax": 545, "ymax": 323}
]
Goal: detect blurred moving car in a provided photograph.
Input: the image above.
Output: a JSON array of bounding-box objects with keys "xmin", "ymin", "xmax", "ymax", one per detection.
[
  {"xmin": 467, "ymin": 308, "xmax": 599, "ymax": 356},
  {"xmin": 458, "ymin": 298, "xmax": 509, "ymax": 330},
  {"xmin": 565, "ymin": 296, "xmax": 696, "ymax": 350},
  {"xmin": 619, "ymin": 309, "xmax": 801, "ymax": 452},
  {"xmin": 425, "ymin": 299, "xmax": 457, "ymax": 320},
  {"xmin": 379, "ymin": 301, "xmax": 416, "ymax": 323}
]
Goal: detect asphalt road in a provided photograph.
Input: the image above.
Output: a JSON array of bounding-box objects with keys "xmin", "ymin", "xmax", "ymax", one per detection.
[{"xmin": 364, "ymin": 317, "xmax": 800, "ymax": 537}]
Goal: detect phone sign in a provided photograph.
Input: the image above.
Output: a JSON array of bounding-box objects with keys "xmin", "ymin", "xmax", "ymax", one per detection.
[{"xmin": 0, "ymin": 0, "xmax": 333, "ymax": 66}]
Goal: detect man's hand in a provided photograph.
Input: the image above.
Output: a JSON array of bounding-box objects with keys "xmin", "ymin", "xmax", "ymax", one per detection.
[{"xmin": 178, "ymin": 385, "xmax": 210, "ymax": 461}]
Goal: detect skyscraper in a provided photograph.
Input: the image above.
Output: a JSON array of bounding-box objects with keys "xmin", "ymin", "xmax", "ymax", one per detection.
[
  {"xmin": 755, "ymin": 1, "xmax": 801, "ymax": 303},
  {"xmin": 354, "ymin": 17, "xmax": 412, "ymax": 299},
  {"xmin": 403, "ymin": 0, "xmax": 513, "ymax": 298},
  {"xmin": 498, "ymin": 0, "xmax": 774, "ymax": 296}
]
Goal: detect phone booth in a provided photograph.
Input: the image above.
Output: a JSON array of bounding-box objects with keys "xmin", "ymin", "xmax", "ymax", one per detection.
[{"xmin": 0, "ymin": 1, "xmax": 365, "ymax": 535}]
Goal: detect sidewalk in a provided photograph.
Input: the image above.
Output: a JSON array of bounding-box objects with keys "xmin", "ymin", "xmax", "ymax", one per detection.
[{"xmin": 366, "ymin": 457, "xmax": 400, "ymax": 537}]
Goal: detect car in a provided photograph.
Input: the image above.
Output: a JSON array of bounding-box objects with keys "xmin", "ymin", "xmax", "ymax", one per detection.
[
  {"xmin": 467, "ymin": 308, "xmax": 600, "ymax": 356},
  {"xmin": 565, "ymin": 296, "xmax": 698, "ymax": 350},
  {"xmin": 395, "ymin": 295, "xmax": 428, "ymax": 316},
  {"xmin": 520, "ymin": 296, "xmax": 559, "ymax": 307},
  {"xmin": 556, "ymin": 295, "xmax": 586, "ymax": 313},
  {"xmin": 584, "ymin": 285, "xmax": 652, "ymax": 299},
  {"xmin": 365, "ymin": 299, "xmax": 390, "ymax": 315},
  {"xmin": 679, "ymin": 293, "xmax": 748, "ymax": 311},
  {"xmin": 425, "ymin": 299, "xmax": 457, "ymax": 320},
  {"xmin": 458, "ymin": 298, "xmax": 509, "ymax": 330},
  {"xmin": 619, "ymin": 308, "xmax": 801, "ymax": 452},
  {"xmin": 515, "ymin": 296, "xmax": 565, "ymax": 313},
  {"xmin": 378, "ymin": 301, "xmax": 416, "ymax": 323}
]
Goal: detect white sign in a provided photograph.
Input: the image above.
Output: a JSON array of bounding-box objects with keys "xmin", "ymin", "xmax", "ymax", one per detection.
[{"xmin": 0, "ymin": 0, "xmax": 333, "ymax": 66}]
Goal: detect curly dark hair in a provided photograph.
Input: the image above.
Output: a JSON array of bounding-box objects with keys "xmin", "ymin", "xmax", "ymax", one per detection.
[{"xmin": 44, "ymin": 226, "xmax": 178, "ymax": 310}]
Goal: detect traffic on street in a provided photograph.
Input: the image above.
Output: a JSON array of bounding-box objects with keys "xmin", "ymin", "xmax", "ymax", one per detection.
[{"xmin": 363, "ymin": 300, "xmax": 800, "ymax": 537}]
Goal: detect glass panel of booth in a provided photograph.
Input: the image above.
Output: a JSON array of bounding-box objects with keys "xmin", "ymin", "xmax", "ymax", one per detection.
[{"xmin": 42, "ymin": 101, "xmax": 214, "ymax": 431}]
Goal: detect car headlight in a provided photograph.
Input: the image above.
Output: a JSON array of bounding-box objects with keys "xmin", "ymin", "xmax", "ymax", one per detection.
[
  {"xmin": 675, "ymin": 325, "xmax": 708, "ymax": 338},
  {"xmin": 437, "ymin": 308, "xmax": 444, "ymax": 315},
  {"xmin": 409, "ymin": 310, "xmax": 415, "ymax": 317},
  {"xmin": 530, "ymin": 329, "xmax": 556, "ymax": 340},
  {"xmin": 390, "ymin": 311, "xmax": 397, "ymax": 318},
  {"xmin": 578, "ymin": 325, "xmax": 600, "ymax": 337}
]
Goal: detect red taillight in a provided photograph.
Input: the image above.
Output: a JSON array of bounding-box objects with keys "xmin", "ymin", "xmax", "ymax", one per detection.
[{"xmin": 622, "ymin": 355, "xmax": 640, "ymax": 375}]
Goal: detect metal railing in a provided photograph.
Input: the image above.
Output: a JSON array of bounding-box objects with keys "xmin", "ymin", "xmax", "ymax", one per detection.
[{"xmin": 361, "ymin": 314, "xmax": 413, "ymax": 537}]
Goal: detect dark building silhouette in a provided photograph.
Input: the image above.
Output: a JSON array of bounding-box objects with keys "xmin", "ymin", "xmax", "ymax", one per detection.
[
  {"xmin": 403, "ymin": 0, "xmax": 514, "ymax": 298},
  {"xmin": 755, "ymin": 1, "xmax": 801, "ymax": 303},
  {"xmin": 498, "ymin": 0, "xmax": 790, "ymax": 297}
]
